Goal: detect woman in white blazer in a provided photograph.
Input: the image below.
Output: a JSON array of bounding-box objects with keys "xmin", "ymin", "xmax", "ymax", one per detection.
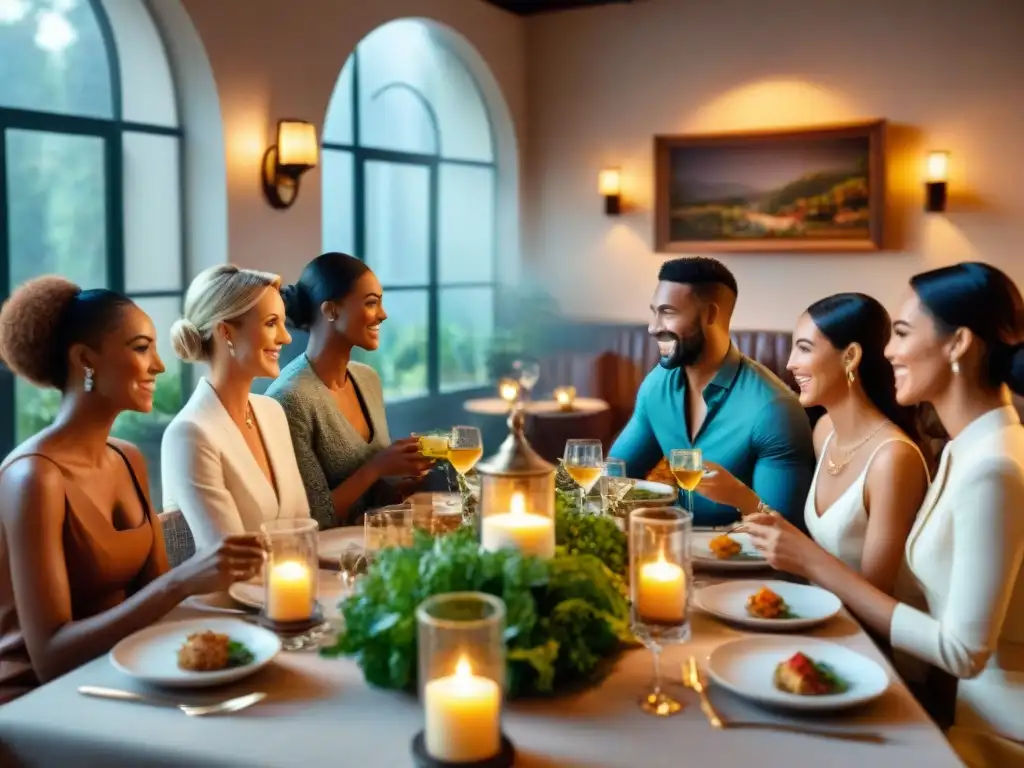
[
  {"xmin": 744, "ymin": 262, "xmax": 1024, "ymax": 767},
  {"xmin": 162, "ymin": 265, "xmax": 311, "ymax": 549}
]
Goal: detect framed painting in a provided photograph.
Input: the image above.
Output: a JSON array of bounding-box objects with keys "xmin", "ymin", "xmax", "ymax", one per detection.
[{"xmin": 654, "ymin": 120, "xmax": 885, "ymax": 253}]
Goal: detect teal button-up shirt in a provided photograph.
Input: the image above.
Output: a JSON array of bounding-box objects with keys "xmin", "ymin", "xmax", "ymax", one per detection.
[{"xmin": 609, "ymin": 346, "xmax": 814, "ymax": 527}]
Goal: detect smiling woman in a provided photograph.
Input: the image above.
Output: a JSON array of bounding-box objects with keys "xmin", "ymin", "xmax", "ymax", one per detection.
[{"xmin": 160, "ymin": 265, "xmax": 311, "ymax": 549}]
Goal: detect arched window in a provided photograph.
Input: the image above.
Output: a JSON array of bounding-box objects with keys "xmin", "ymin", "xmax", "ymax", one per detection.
[
  {"xmin": 0, "ymin": 0, "xmax": 184, "ymax": 485},
  {"xmin": 322, "ymin": 19, "xmax": 497, "ymax": 400}
]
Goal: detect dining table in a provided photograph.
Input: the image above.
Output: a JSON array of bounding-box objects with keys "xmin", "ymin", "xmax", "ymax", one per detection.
[{"xmin": 0, "ymin": 564, "xmax": 965, "ymax": 767}]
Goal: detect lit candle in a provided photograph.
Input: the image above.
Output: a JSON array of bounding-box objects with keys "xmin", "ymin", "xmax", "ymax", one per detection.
[
  {"xmin": 637, "ymin": 552, "xmax": 686, "ymax": 624},
  {"xmin": 424, "ymin": 656, "xmax": 501, "ymax": 763},
  {"xmin": 266, "ymin": 560, "xmax": 313, "ymax": 622},
  {"xmin": 480, "ymin": 492, "xmax": 555, "ymax": 559},
  {"xmin": 554, "ymin": 386, "xmax": 575, "ymax": 411},
  {"xmin": 498, "ymin": 378, "xmax": 520, "ymax": 403}
]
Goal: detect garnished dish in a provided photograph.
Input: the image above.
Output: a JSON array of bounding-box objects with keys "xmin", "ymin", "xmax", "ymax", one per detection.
[
  {"xmin": 177, "ymin": 630, "xmax": 255, "ymax": 672},
  {"xmin": 746, "ymin": 586, "xmax": 796, "ymax": 619},
  {"xmin": 773, "ymin": 651, "xmax": 849, "ymax": 695},
  {"xmin": 709, "ymin": 533, "xmax": 742, "ymax": 559}
]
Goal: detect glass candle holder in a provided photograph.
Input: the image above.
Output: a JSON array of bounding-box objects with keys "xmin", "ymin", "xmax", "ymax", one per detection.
[
  {"xmin": 479, "ymin": 476, "xmax": 555, "ymax": 559},
  {"xmin": 261, "ymin": 518, "xmax": 319, "ymax": 625},
  {"xmin": 364, "ymin": 503, "xmax": 415, "ymax": 559},
  {"xmin": 629, "ymin": 506, "xmax": 693, "ymax": 716},
  {"xmin": 553, "ymin": 385, "xmax": 577, "ymax": 411},
  {"xmin": 497, "ymin": 378, "xmax": 520, "ymax": 406},
  {"xmin": 416, "ymin": 592, "xmax": 509, "ymax": 765}
]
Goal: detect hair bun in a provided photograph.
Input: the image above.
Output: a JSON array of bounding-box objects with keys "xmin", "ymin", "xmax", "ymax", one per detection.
[
  {"xmin": 0, "ymin": 276, "xmax": 81, "ymax": 388},
  {"xmin": 280, "ymin": 283, "xmax": 312, "ymax": 331},
  {"xmin": 1006, "ymin": 342, "xmax": 1024, "ymax": 396},
  {"xmin": 170, "ymin": 318, "xmax": 205, "ymax": 362}
]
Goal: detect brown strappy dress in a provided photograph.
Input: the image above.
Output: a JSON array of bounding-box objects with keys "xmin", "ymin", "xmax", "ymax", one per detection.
[{"xmin": 0, "ymin": 444, "xmax": 155, "ymax": 702}]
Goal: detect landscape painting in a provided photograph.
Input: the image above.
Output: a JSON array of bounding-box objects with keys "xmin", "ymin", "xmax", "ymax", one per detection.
[{"xmin": 654, "ymin": 121, "xmax": 885, "ymax": 252}]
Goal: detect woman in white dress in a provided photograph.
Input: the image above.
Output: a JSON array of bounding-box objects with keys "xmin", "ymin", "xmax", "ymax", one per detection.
[
  {"xmin": 746, "ymin": 263, "xmax": 1024, "ymax": 766},
  {"xmin": 161, "ymin": 265, "xmax": 311, "ymax": 549},
  {"xmin": 696, "ymin": 292, "xmax": 930, "ymax": 595}
]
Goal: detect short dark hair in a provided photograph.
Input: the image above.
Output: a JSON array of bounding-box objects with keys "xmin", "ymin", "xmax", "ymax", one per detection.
[
  {"xmin": 280, "ymin": 252, "xmax": 371, "ymax": 332},
  {"xmin": 910, "ymin": 262, "xmax": 1024, "ymax": 393},
  {"xmin": 658, "ymin": 257, "xmax": 738, "ymax": 301}
]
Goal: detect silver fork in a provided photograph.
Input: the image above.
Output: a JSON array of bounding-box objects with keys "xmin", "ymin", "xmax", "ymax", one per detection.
[
  {"xmin": 683, "ymin": 657, "xmax": 885, "ymax": 744},
  {"xmin": 78, "ymin": 686, "xmax": 266, "ymax": 717}
]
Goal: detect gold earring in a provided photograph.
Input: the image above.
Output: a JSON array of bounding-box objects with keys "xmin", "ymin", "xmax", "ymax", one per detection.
[
  {"xmin": 846, "ymin": 369, "xmax": 855, "ymax": 385},
  {"xmin": 227, "ymin": 339, "xmax": 235, "ymax": 358},
  {"xmin": 951, "ymin": 359, "xmax": 960, "ymax": 375}
]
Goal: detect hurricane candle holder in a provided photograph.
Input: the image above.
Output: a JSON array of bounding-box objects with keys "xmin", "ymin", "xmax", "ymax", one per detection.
[
  {"xmin": 476, "ymin": 409, "xmax": 556, "ymax": 560},
  {"xmin": 259, "ymin": 518, "xmax": 322, "ymax": 639},
  {"xmin": 413, "ymin": 592, "xmax": 515, "ymax": 768},
  {"xmin": 553, "ymin": 385, "xmax": 576, "ymax": 411},
  {"xmin": 629, "ymin": 506, "xmax": 693, "ymax": 716}
]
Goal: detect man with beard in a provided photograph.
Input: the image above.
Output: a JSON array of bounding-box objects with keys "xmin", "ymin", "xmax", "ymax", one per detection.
[{"xmin": 609, "ymin": 257, "xmax": 814, "ymax": 527}]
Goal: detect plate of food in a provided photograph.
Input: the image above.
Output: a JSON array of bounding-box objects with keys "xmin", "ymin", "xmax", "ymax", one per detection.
[
  {"xmin": 317, "ymin": 527, "xmax": 365, "ymax": 567},
  {"xmin": 695, "ymin": 580, "xmax": 842, "ymax": 630},
  {"xmin": 706, "ymin": 636, "xmax": 890, "ymax": 711},
  {"xmin": 110, "ymin": 618, "xmax": 281, "ymax": 688},
  {"xmin": 690, "ymin": 531, "xmax": 768, "ymax": 570},
  {"xmin": 624, "ymin": 480, "xmax": 677, "ymax": 505}
]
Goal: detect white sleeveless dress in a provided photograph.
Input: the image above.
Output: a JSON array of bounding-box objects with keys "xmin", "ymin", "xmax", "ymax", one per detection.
[{"xmin": 805, "ymin": 432, "xmax": 929, "ymax": 573}]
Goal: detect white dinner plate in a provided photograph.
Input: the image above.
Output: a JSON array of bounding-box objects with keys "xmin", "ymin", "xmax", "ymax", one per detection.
[
  {"xmin": 110, "ymin": 617, "xmax": 280, "ymax": 689},
  {"xmin": 706, "ymin": 635, "xmax": 890, "ymax": 711},
  {"xmin": 317, "ymin": 527, "xmax": 364, "ymax": 567},
  {"xmin": 690, "ymin": 531, "xmax": 769, "ymax": 571},
  {"xmin": 695, "ymin": 579, "xmax": 842, "ymax": 631}
]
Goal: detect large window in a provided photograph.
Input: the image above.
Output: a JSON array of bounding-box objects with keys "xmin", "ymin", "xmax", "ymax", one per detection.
[
  {"xmin": 322, "ymin": 20, "xmax": 497, "ymax": 400},
  {"xmin": 0, "ymin": 0, "xmax": 184, "ymax": 494}
]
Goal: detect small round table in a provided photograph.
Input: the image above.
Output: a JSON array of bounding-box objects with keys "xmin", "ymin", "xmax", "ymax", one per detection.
[{"xmin": 462, "ymin": 397, "xmax": 612, "ymax": 463}]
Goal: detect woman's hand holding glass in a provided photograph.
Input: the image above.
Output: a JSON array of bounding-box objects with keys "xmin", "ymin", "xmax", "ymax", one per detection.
[{"xmin": 372, "ymin": 438, "xmax": 434, "ymax": 479}]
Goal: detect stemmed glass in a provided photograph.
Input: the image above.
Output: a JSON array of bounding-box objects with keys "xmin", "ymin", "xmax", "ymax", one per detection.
[
  {"xmin": 599, "ymin": 458, "xmax": 631, "ymax": 515},
  {"xmin": 511, "ymin": 358, "xmax": 540, "ymax": 399},
  {"xmin": 630, "ymin": 506, "xmax": 692, "ymax": 716},
  {"xmin": 669, "ymin": 448, "xmax": 703, "ymax": 515},
  {"xmin": 564, "ymin": 439, "xmax": 604, "ymax": 513},
  {"xmin": 448, "ymin": 426, "xmax": 483, "ymax": 479}
]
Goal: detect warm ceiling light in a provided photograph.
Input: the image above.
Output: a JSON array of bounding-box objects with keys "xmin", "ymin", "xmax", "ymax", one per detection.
[{"xmin": 262, "ymin": 120, "xmax": 319, "ymax": 210}]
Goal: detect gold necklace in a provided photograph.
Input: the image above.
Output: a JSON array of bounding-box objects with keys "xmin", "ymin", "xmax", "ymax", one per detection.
[
  {"xmin": 826, "ymin": 419, "xmax": 890, "ymax": 476},
  {"xmin": 245, "ymin": 402, "xmax": 254, "ymax": 429}
]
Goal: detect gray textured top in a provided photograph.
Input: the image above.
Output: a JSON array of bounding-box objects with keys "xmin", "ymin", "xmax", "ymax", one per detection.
[{"xmin": 266, "ymin": 354, "xmax": 391, "ymax": 531}]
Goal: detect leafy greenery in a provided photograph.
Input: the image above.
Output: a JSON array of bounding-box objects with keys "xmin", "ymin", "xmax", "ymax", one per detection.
[
  {"xmin": 322, "ymin": 525, "xmax": 632, "ymax": 698},
  {"xmin": 554, "ymin": 489, "xmax": 628, "ymax": 578},
  {"xmin": 227, "ymin": 640, "xmax": 255, "ymax": 668}
]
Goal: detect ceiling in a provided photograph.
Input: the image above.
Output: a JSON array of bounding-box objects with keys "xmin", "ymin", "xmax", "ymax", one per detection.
[{"xmin": 483, "ymin": 0, "xmax": 633, "ymax": 15}]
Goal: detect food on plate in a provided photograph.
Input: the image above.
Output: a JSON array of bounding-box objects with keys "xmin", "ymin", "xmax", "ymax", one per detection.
[
  {"xmin": 746, "ymin": 586, "xmax": 795, "ymax": 619},
  {"xmin": 177, "ymin": 630, "xmax": 255, "ymax": 672},
  {"xmin": 773, "ymin": 652, "xmax": 848, "ymax": 695},
  {"xmin": 709, "ymin": 534, "xmax": 742, "ymax": 560}
]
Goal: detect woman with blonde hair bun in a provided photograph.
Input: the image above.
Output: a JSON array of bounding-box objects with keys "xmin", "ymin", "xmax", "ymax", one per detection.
[{"xmin": 161, "ymin": 265, "xmax": 311, "ymax": 548}]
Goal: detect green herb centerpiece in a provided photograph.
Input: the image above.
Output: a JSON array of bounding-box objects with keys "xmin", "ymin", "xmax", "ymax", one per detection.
[{"xmin": 322, "ymin": 407, "xmax": 634, "ymax": 698}]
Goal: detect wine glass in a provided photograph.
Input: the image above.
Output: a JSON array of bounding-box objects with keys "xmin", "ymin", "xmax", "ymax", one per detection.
[
  {"xmin": 512, "ymin": 358, "xmax": 540, "ymax": 398},
  {"xmin": 564, "ymin": 439, "xmax": 604, "ymax": 513},
  {"xmin": 630, "ymin": 506, "xmax": 692, "ymax": 716},
  {"xmin": 669, "ymin": 448, "xmax": 703, "ymax": 516},
  {"xmin": 599, "ymin": 458, "xmax": 632, "ymax": 517},
  {"xmin": 448, "ymin": 425, "xmax": 483, "ymax": 498}
]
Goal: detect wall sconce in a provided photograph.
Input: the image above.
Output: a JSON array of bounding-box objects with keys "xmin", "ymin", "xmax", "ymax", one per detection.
[
  {"xmin": 262, "ymin": 120, "xmax": 319, "ymax": 210},
  {"xmin": 598, "ymin": 167, "xmax": 622, "ymax": 215},
  {"xmin": 925, "ymin": 150, "xmax": 949, "ymax": 213}
]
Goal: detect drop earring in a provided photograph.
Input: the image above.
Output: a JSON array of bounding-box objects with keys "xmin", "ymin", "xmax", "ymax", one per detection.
[
  {"xmin": 846, "ymin": 368, "xmax": 855, "ymax": 385},
  {"xmin": 951, "ymin": 359, "xmax": 960, "ymax": 375},
  {"xmin": 84, "ymin": 367, "xmax": 95, "ymax": 393},
  {"xmin": 227, "ymin": 339, "xmax": 235, "ymax": 358}
]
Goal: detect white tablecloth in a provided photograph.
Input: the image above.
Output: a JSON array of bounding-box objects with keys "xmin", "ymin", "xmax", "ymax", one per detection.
[{"xmin": 0, "ymin": 602, "xmax": 963, "ymax": 767}]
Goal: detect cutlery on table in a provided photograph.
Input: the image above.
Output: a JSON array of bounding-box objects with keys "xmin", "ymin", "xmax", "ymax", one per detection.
[
  {"xmin": 78, "ymin": 686, "xmax": 266, "ymax": 716},
  {"xmin": 683, "ymin": 657, "xmax": 885, "ymax": 744}
]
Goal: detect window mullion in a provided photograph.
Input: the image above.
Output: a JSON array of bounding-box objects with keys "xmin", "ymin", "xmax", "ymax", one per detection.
[{"xmin": 427, "ymin": 160, "xmax": 440, "ymax": 395}]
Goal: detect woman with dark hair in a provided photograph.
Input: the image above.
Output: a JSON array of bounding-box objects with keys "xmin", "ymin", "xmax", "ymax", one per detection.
[
  {"xmin": 266, "ymin": 253, "xmax": 432, "ymax": 530},
  {"xmin": 695, "ymin": 292, "xmax": 930, "ymax": 595},
  {"xmin": 745, "ymin": 263, "xmax": 1024, "ymax": 765},
  {"xmin": 0, "ymin": 277, "xmax": 265, "ymax": 703}
]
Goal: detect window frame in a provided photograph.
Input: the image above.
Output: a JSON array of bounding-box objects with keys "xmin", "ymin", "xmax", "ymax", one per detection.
[
  {"xmin": 0, "ymin": 0, "xmax": 187, "ymax": 453},
  {"xmin": 322, "ymin": 44, "xmax": 499, "ymax": 398}
]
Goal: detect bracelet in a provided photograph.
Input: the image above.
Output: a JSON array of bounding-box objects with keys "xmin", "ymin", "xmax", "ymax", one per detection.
[{"xmin": 741, "ymin": 498, "xmax": 773, "ymax": 517}]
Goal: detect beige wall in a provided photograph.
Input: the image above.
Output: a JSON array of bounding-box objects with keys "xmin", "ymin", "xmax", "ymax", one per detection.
[
  {"xmin": 524, "ymin": 0, "xmax": 1024, "ymax": 330},
  {"xmin": 175, "ymin": 0, "xmax": 527, "ymax": 284}
]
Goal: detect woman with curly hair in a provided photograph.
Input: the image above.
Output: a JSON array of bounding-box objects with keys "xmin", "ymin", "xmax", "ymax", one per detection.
[
  {"xmin": 0, "ymin": 277, "xmax": 265, "ymax": 702},
  {"xmin": 161, "ymin": 265, "xmax": 310, "ymax": 548}
]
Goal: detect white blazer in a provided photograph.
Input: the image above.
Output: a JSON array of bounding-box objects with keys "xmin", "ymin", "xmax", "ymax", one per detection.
[
  {"xmin": 890, "ymin": 405, "xmax": 1024, "ymax": 752},
  {"xmin": 161, "ymin": 378, "xmax": 311, "ymax": 549}
]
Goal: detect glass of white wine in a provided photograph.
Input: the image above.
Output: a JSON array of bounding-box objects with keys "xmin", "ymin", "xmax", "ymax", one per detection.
[
  {"xmin": 448, "ymin": 425, "xmax": 483, "ymax": 479},
  {"xmin": 564, "ymin": 439, "xmax": 604, "ymax": 513},
  {"xmin": 669, "ymin": 448, "xmax": 703, "ymax": 516}
]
